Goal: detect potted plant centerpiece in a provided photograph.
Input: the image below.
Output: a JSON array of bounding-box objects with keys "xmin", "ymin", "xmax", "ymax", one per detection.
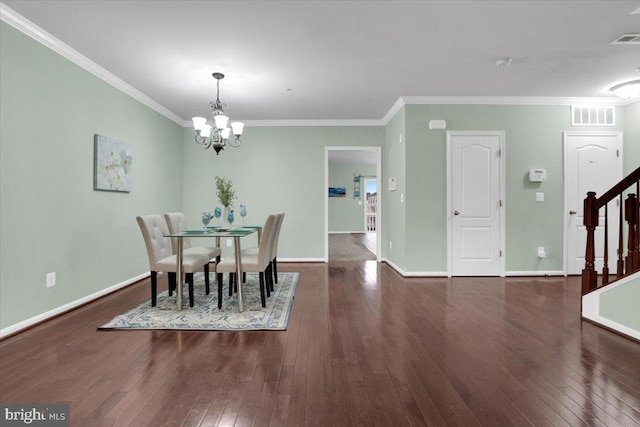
[{"xmin": 215, "ymin": 176, "xmax": 237, "ymax": 227}]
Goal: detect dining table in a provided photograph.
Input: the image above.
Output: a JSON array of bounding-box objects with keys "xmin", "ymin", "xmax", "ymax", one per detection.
[{"xmin": 165, "ymin": 225, "xmax": 261, "ymax": 312}]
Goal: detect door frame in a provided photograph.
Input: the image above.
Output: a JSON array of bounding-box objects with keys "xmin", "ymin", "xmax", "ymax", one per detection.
[
  {"xmin": 363, "ymin": 177, "xmax": 377, "ymax": 232},
  {"xmin": 446, "ymin": 131, "xmax": 506, "ymax": 277},
  {"xmin": 562, "ymin": 131, "xmax": 623, "ymax": 275},
  {"xmin": 324, "ymin": 146, "xmax": 382, "ymax": 262}
]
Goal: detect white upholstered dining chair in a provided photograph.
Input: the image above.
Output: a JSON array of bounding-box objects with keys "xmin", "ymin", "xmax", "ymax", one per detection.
[
  {"xmin": 216, "ymin": 214, "xmax": 276, "ymax": 309},
  {"xmin": 242, "ymin": 212, "xmax": 285, "ymax": 291},
  {"xmin": 164, "ymin": 212, "xmax": 222, "ymax": 294},
  {"xmin": 136, "ymin": 215, "xmax": 210, "ymax": 307}
]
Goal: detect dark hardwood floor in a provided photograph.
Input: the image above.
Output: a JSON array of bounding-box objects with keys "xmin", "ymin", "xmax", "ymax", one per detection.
[{"xmin": 1, "ymin": 262, "xmax": 639, "ymax": 426}]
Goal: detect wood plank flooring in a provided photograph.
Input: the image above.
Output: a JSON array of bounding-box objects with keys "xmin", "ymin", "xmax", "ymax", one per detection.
[{"xmin": 1, "ymin": 262, "xmax": 639, "ymax": 426}]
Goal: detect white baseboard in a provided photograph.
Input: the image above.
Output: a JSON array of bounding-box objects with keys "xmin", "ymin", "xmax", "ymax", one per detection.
[
  {"xmin": 582, "ymin": 273, "xmax": 640, "ymax": 341},
  {"xmin": 328, "ymin": 231, "xmax": 366, "ymax": 234},
  {"xmin": 0, "ymin": 272, "xmax": 149, "ymax": 339},
  {"xmin": 381, "ymin": 258, "xmax": 447, "ymax": 277},
  {"xmin": 278, "ymin": 258, "xmax": 325, "ymax": 263},
  {"xmin": 505, "ymin": 271, "xmax": 565, "ymax": 276}
]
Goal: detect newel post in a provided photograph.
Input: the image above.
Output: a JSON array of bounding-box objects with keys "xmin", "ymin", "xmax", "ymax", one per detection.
[
  {"xmin": 625, "ymin": 194, "xmax": 637, "ymax": 274},
  {"xmin": 582, "ymin": 191, "xmax": 598, "ymax": 293}
]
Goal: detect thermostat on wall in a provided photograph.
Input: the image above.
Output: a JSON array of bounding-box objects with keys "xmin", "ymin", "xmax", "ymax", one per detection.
[
  {"xmin": 388, "ymin": 177, "xmax": 397, "ymax": 191},
  {"xmin": 529, "ymin": 169, "xmax": 547, "ymax": 182}
]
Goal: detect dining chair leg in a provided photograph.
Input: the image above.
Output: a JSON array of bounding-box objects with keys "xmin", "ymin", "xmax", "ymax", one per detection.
[
  {"xmin": 258, "ymin": 272, "xmax": 266, "ymax": 307},
  {"xmin": 187, "ymin": 273, "xmax": 195, "ymax": 307},
  {"xmin": 267, "ymin": 263, "xmax": 274, "ymax": 293},
  {"xmin": 273, "ymin": 257, "xmax": 278, "ymax": 284},
  {"xmin": 243, "ymin": 272, "xmax": 246, "ymax": 283},
  {"xmin": 167, "ymin": 272, "xmax": 176, "ymax": 296},
  {"xmin": 217, "ymin": 273, "xmax": 223, "ymax": 309},
  {"xmin": 264, "ymin": 266, "xmax": 271, "ymax": 298},
  {"xmin": 204, "ymin": 263, "xmax": 210, "ymax": 295},
  {"xmin": 150, "ymin": 271, "xmax": 158, "ymax": 307},
  {"xmin": 229, "ymin": 273, "xmax": 235, "ymax": 296}
]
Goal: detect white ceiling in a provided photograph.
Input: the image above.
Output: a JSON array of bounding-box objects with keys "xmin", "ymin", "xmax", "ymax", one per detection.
[{"xmin": 2, "ymin": 0, "xmax": 639, "ymax": 122}]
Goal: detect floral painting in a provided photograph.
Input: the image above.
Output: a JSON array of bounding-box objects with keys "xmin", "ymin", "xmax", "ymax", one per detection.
[{"xmin": 94, "ymin": 134, "xmax": 132, "ymax": 192}]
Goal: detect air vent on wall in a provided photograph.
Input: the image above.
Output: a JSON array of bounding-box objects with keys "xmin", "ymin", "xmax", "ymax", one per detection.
[
  {"xmin": 571, "ymin": 106, "xmax": 615, "ymax": 126},
  {"xmin": 611, "ymin": 34, "xmax": 640, "ymax": 44}
]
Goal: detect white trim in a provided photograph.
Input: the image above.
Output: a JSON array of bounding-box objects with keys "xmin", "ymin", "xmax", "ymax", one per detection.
[
  {"xmin": 505, "ymin": 271, "xmax": 565, "ymax": 276},
  {"xmin": 328, "ymin": 231, "xmax": 366, "ymax": 234},
  {"xmin": 381, "ymin": 98, "xmax": 406, "ymax": 125},
  {"xmin": 239, "ymin": 119, "xmax": 382, "ymax": 127},
  {"xmin": 562, "ymin": 131, "xmax": 623, "ymax": 275},
  {"xmin": 0, "ymin": 3, "xmax": 184, "ymax": 126},
  {"xmin": 278, "ymin": 258, "xmax": 325, "ymax": 263},
  {"xmin": 325, "ymin": 146, "xmax": 382, "ymax": 263},
  {"xmin": 382, "ymin": 258, "xmax": 447, "ymax": 277},
  {"xmin": 446, "ymin": 131, "xmax": 506, "ymax": 277},
  {"xmin": 582, "ymin": 273, "xmax": 640, "ymax": 341},
  {"xmin": 0, "ymin": 272, "xmax": 149, "ymax": 339},
  {"xmin": 401, "ymin": 95, "xmax": 629, "ymax": 107}
]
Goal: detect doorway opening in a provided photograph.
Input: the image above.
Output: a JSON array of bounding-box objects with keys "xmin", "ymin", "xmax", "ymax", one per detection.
[{"xmin": 325, "ymin": 147, "xmax": 382, "ymax": 262}]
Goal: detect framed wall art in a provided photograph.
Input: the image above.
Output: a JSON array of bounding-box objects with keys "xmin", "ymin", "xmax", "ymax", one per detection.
[{"xmin": 94, "ymin": 134, "xmax": 132, "ymax": 192}]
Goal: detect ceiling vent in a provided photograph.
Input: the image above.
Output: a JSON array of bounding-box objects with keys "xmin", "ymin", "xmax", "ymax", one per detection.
[{"xmin": 611, "ymin": 34, "xmax": 640, "ymax": 44}]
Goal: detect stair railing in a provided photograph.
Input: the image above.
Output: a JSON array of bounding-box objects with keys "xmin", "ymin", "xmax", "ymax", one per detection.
[{"xmin": 582, "ymin": 166, "xmax": 640, "ymax": 293}]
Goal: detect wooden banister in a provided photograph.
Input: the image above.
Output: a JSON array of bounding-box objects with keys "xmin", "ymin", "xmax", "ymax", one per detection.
[{"xmin": 582, "ymin": 166, "xmax": 640, "ymax": 293}]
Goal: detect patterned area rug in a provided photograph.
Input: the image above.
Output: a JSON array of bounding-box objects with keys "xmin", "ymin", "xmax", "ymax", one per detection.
[{"xmin": 99, "ymin": 271, "xmax": 299, "ymax": 331}]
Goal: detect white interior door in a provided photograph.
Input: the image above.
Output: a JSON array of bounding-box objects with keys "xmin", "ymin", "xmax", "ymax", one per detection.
[
  {"xmin": 449, "ymin": 131, "xmax": 504, "ymax": 276},
  {"xmin": 564, "ymin": 132, "xmax": 622, "ymax": 275}
]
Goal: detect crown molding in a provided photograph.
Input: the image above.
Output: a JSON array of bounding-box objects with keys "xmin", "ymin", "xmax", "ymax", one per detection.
[
  {"xmin": 400, "ymin": 95, "xmax": 629, "ymax": 106},
  {"xmin": 0, "ymin": 3, "xmax": 185, "ymax": 126},
  {"xmin": 239, "ymin": 119, "xmax": 383, "ymax": 127}
]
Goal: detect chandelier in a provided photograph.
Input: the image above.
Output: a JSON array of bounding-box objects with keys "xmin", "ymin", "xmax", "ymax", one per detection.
[{"xmin": 192, "ymin": 72, "xmax": 245, "ymax": 155}]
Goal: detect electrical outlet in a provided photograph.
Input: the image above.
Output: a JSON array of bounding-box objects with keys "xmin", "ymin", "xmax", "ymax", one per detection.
[
  {"xmin": 537, "ymin": 247, "xmax": 546, "ymax": 258},
  {"xmin": 389, "ymin": 240, "xmax": 393, "ymax": 249},
  {"xmin": 536, "ymin": 192, "xmax": 544, "ymax": 202},
  {"xmin": 46, "ymin": 272, "xmax": 56, "ymax": 288},
  {"xmin": 226, "ymin": 239, "xmax": 233, "ymax": 247}
]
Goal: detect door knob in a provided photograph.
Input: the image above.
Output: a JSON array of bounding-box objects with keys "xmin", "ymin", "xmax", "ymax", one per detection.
[
  {"xmin": 454, "ymin": 210, "xmax": 460, "ymax": 216},
  {"xmin": 569, "ymin": 210, "xmax": 577, "ymax": 215}
]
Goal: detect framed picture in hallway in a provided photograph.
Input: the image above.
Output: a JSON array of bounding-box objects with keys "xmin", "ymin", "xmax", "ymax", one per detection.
[{"xmin": 328, "ymin": 187, "xmax": 346, "ymax": 197}]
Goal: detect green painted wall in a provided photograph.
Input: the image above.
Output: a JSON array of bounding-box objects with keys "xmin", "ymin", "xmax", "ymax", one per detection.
[
  {"xmin": 401, "ymin": 104, "xmax": 634, "ymax": 273},
  {"xmin": 328, "ymin": 163, "xmax": 375, "ymax": 232},
  {"xmin": 600, "ymin": 276, "xmax": 640, "ymax": 331},
  {"xmin": 180, "ymin": 126, "xmax": 384, "ymax": 259},
  {"xmin": 622, "ymin": 101, "xmax": 640, "ymax": 174},
  {"xmin": 382, "ymin": 108, "xmax": 406, "ymax": 268},
  {"xmin": 0, "ymin": 22, "xmax": 184, "ymax": 330}
]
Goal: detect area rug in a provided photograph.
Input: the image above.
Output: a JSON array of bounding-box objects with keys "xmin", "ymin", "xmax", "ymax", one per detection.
[{"xmin": 99, "ymin": 271, "xmax": 299, "ymax": 331}]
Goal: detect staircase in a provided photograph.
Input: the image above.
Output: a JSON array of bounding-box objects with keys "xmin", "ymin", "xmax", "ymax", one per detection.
[{"xmin": 581, "ymin": 166, "xmax": 640, "ymax": 341}]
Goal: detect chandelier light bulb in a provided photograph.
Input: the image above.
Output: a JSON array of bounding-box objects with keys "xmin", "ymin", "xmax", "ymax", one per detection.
[
  {"xmin": 192, "ymin": 117, "xmax": 207, "ymax": 131},
  {"xmin": 200, "ymin": 124, "xmax": 212, "ymax": 138},
  {"xmin": 220, "ymin": 127, "xmax": 231, "ymax": 140},
  {"xmin": 214, "ymin": 115, "xmax": 229, "ymax": 130},
  {"xmin": 231, "ymin": 122, "xmax": 245, "ymax": 136}
]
